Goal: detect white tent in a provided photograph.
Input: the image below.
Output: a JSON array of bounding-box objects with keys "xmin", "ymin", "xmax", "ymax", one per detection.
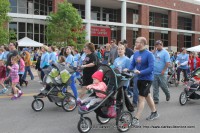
[
  {"xmin": 17, "ymin": 37, "xmax": 43, "ymax": 47},
  {"xmin": 187, "ymin": 45, "xmax": 200, "ymax": 52}
]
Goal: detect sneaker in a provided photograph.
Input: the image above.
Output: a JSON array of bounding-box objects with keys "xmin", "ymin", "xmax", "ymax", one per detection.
[
  {"xmin": 76, "ymin": 99, "xmax": 82, "ymax": 106},
  {"xmin": 11, "ymin": 96, "xmax": 18, "ymax": 100},
  {"xmin": 18, "ymin": 92, "xmax": 23, "ymax": 98},
  {"xmin": 0, "ymin": 88, "xmax": 8, "ymax": 94},
  {"xmin": 25, "ymin": 81, "xmax": 28, "ymax": 87},
  {"xmin": 132, "ymin": 117, "xmax": 139, "ymax": 126},
  {"xmin": 127, "ymin": 95, "xmax": 132, "ymax": 98},
  {"xmin": 146, "ymin": 112, "xmax": 159, "ymax": 120},
  {"xmin": 40, "ymin": 87, "xmax": 45, "ymax": 92},
  {"xmin": 80, "ymin": 106, "xmax": 88, "ymax": 111},
  {"xmin": 166, "ymin": 95, "xmax": 170, "ymax": 101},
  {"xmin": 154, "ymin": 101, "xmax": 159, "ymax": 104}
]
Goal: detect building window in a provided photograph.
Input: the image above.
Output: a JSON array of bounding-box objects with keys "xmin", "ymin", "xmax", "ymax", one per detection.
[
  {"xmin": 178, "ymin": 17, "xmax": 192, "ymax": 30},
  {"xmin": 128, "ymin": 9, "xmax": 139, "ymax": 24},
  {"xmin": 161, "ymin": 33, "xmax": 168, "ymax": 47},
  {"xmin": 161, "ymin": 14, "xmax": 168, "ymax": 28},
  {"xmin": 9, "ymin": 22, "xmax": 17, "ymax": 32},
  {"xmin": 10, "ymin": 22, "xmax": 46, "ymax": 43},
  {"xmin": 184, "ymin": 35, "xmax": 192, "ymax": 48},
  {"xmin": 133, "ymin": 31, "xmax": 138, "ymax": 46},
  {"xmin": 149, "ymin": 32, "xmax": 155, "ymax": 50},
  {"xmin": 91, "ymin": 6, "xmax": 100, "ymax": 20},
  {"xmin": 103, "ymin": 8, "xmax": 117, "ymax": 22},
  {"xmin": 184, "ymin": 18, "xmax": 192, "ymax": 30},
  {"xmin": 149, "ymin": 12, "xmax": 155, "ymax": 26},
  {"xmin": 10, "ymin": 0, "xmax": 17, "ymax": 13},
  {"xmin": 9, "ymin": 0, "xmax": 52, "ymax": 15},
  {"xmin": 73, "ymin": 4, "xmax": 85, "ymax": 19}
]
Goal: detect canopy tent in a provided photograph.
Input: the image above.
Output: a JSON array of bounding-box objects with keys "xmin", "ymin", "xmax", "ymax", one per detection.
[
  {"xmin": 187, "ymin": 45, "xmax": 200, "ymax": 52},
  {"xmin": 17, "ymin": 37, "xmax": 43, "ymax": 47}
]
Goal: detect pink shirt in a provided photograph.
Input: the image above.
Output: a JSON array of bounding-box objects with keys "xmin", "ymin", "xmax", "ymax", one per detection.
[
  {"xmin": 87, "ymin": 82, "xmax": 107, "ymax": 98},
  {"xmin": 10, "ymin": 64, "xmax": 19, "ymax": 80},
  {"xmin": 19, "ymin": 58, "xmax": 25, "ymax": 72}
]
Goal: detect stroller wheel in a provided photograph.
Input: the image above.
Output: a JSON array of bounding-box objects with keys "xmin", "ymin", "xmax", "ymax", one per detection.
[
  {"xmin": 32, "ymin": 99, "xmax": 44, "ymax": 112},
  {"xmin": 116, "ymin": 111, "xmax": 132, "ymax": 132},
  {"xmin": 55, "ymin": 102, "xmax": 62, "ymax": 107},
  {"xmin": 179, "ymin": 92, "xmax": 188, "ymax": 105},
  {"xmin": 96, "ymin": 115, "xmax": 111, "ymax": 124},
  {"xmin": 77, "ymin": 117, "xmax": 92, "ymax": 133},
  {"xmin": 62, "ymin": 94, "xmax": 77, "ymax": 112}
]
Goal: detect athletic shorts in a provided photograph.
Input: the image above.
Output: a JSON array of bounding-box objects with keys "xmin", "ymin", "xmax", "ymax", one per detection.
[{"xmin": 137, "ymin": 80, "xmax": 152, "ymax": 97}]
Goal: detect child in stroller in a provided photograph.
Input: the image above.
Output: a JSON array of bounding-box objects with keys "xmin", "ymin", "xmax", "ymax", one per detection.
[
  {"xmin": 77, "ymin": 64, "xmax": 134, "ymax": 133},
  {"xmin": 77, "ymin": 70, "xmax": 107, "ymax": 111},
  {"xmin": 179, "ymin": 68, "xmax": 200, "ymax": 105}
]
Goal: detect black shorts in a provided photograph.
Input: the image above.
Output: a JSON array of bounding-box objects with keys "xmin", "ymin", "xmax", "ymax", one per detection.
[{"xmin": 137, "ymin": 80, "xmax": 152, "ymax": 97}]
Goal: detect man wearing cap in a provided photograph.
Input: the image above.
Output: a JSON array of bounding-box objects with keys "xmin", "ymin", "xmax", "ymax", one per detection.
[
  {"xmin": 176, "ymin": 47, "xmax": 189, "ymax": 85},
  {"xmin": 152, "ymin": 40, "xmax": 171, "ymax": 104}
]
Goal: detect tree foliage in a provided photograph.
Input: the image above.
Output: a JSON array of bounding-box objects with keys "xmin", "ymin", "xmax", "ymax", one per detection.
[
  {"xmin": 0, "ymin": 0, "xmax": 10, "ymax": 45},
  {"xmin": 46, "ymin": 1, "xmax": 86, "ymax": 50}
]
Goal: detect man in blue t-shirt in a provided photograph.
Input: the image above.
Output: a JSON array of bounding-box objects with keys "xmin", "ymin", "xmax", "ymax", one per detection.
[
  {"xmin": 125, "ymin": 37, "xmax": 159, "ymax": 126},
  {"xmin": 176, "ymin": 47, "xmax": 189, "ymax": 85},
  {"xmin": 152, "ymin": 40, "xmax": 170, "ymax": 104}
]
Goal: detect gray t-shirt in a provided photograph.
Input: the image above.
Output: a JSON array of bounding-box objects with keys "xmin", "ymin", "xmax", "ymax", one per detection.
[{"xmin": 109, "ymin": 45, "xmax": 118, "ymax": 64}]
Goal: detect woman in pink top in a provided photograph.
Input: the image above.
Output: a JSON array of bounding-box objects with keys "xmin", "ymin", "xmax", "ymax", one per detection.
[
  {"xmin": 18, "ymin": 55, "xmax": 28, "ymax": 87},
  {"xmin": 77, "ymin": 70, "xmax": 107, "ymax": 111},
  {"xmin": 7, "ymin": 56, "xmax": 23, "ymax": 100}
]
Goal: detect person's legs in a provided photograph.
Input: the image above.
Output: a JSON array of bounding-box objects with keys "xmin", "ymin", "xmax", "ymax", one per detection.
[
  {"xmin": 145, "ymin": 93, "xmax": 157, "ymax": 112},
  {"xmin": 133, "ymin": 76, "xmax": 139, "ymax": 105},
  {"xmin": 70, "ymin": 74, "xmax": 78, "ymax": 99},
  {"xmin": 158, "ymin": 75, "xmax": 170, "ymax": 101},
  {"xmin": 152, "ymin": 75, "xmax": 160, "ymax": 103},
  {"xmin": 19, "ymin": 74, "xmax": 23, "ymax": 86},
  {"xmin": 183, "ymin": 69, "xmax": 188, "ymax": 82},
  {"xmin": 27, "ymin": 66, "xmax": 34, "ymax": 80},
  {"xmin": 134, "ymin": 95, "xmax": 146, "ymax": 119},
  {"xmin": 22, "ymin": 66, "xmax": 28, "ymax": 80},
  {"xmin": 145, "ymin": 93, "xmax": 159, "ymax": 120},
  {"xmin": 177, "ymin": 68, "xmax": 181, "ymax": 83}
]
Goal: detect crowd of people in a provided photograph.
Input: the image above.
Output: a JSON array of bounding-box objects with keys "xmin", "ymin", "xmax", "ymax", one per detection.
[{"xmin": 0, "ymin": 36, "xmax": 197, "ymax": 126}]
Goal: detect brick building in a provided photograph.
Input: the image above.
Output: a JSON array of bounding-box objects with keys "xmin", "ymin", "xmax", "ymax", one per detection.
[{"xmin": 8, "ymin": 0, "xmax": 200, "ymax": 52}]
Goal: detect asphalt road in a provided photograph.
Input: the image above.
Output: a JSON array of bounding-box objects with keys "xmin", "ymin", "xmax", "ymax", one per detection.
[{"xmin": 0, "ymin": 73, "xmax": 200, "ymax": 133}]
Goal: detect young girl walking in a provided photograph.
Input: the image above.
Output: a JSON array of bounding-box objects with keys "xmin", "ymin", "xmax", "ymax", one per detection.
[
  {"xmin": 7, "ymin": 56, "xmax": 23, "ymax": 100},
  {"xmin": 0, "ymin": 60, "xmax": 7, "ymax": 94}
]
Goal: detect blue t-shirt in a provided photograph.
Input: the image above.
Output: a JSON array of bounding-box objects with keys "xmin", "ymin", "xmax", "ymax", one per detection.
[
  {"xmin": 40, "ymin": 52, "xmax": 49, "ymax": 69},
  {"xmin": 154, "ymin": 49, "xmax": 170, "ymax": 75},
  {"xmin": 129, "ymin": 50, "xmax": 154, "ymax": 81},
  {"xmin": 0, "ymin": 53, "xmax": 3, "ymax": 60},
  {"xmin": 176, "ymin": 53, "xmax": 189, "ymax": 69},
  {"xmin": 79, "ymin": 53, "xmax": 86, "ymax": 66},
  {"xmin": 65, "ymin": 54, "xmax": 74, "ymax": 66},
  {"xmin": 49, "ymin": 52, "xmax": 58, "ymax": 64},
  {"xmin": 113, "ymin": 55, "xmax": 130, "ymax": 72}
]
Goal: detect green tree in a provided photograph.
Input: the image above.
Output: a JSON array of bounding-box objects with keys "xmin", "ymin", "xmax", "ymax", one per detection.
[
  {"xmin": 46, "ymin": 1, "xmax": 86, "ymax": 50},
  {"xmin": 9, "ymin": 29, "xmax": 17, "ymax": 43},
  {"xmin": 0, "ymin": 0, "xmax": 10, "ymax": 44}
]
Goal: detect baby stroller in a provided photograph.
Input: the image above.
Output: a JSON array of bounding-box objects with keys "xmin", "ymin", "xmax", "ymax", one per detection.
[
  {"xmin": 77, "ymin": 64, "xmax": 134, "ymax": 133},
  {"xmin": 31, "ymin": 63, "xmax": 77, "ymax": 112},
  {"xmin": 168, "ymin": 62, "xmax": 178, "ymax": 87},
  {"xmin": 179, "ymin": 67, "xmax": 200, "ymax": 105}
]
